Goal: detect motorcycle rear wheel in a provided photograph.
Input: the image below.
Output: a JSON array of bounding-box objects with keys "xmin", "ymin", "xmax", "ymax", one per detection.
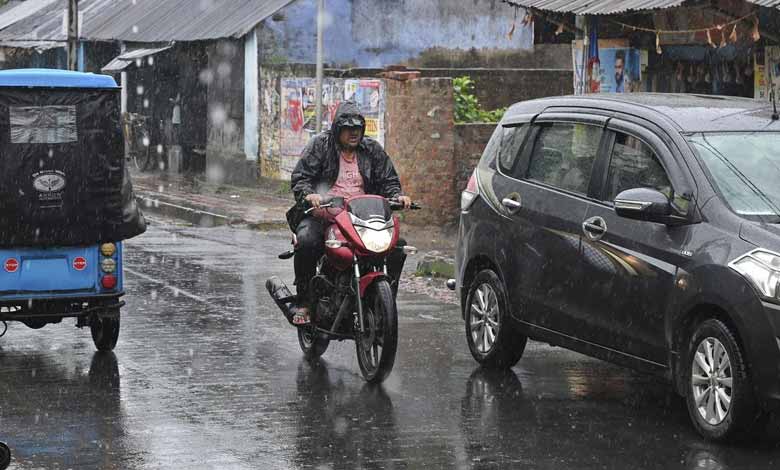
[
  {"xmin": 298, "ymin": 326, "xmax": 330, "ymax": 360},
  {"xmin": 356, "ymin": 280, "xmax": 398, "ymax": 383}
]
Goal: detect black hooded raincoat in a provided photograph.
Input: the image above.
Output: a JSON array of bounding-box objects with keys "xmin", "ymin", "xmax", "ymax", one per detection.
[{"xmin": 287, "ymin": 101, "xmax": 403, "ymax": 231}]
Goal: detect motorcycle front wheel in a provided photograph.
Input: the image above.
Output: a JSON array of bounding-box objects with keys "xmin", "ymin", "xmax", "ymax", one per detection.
[{"xmin": 356, "ymin": 280, "xmax": 398, "ymax": 383}]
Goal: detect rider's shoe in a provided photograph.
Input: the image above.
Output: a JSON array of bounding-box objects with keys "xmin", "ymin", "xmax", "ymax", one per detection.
[{"xmin": 290, "ymin": 305, "xmax": 311, "ymax": 325}]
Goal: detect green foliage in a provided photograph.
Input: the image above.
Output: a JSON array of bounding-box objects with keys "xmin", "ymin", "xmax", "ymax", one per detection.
[{"xmin": 453, "ymin": 76, "xmax": 506, "ymax": 124}]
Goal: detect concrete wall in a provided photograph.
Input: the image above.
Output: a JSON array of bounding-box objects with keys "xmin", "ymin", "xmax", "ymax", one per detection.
[
  {"xmin": 418, "ymin": 67, "xmax": 573, "ymax": 110},
  {"xmin": 385, "ymin": 77, "xmax": 457, "ymax": 227},
  {"xmin": 259, "ymin": 0, "xmax": 534, "ymax": 68}
]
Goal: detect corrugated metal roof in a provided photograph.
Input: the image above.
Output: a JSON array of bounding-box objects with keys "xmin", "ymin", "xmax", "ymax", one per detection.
[
  {"xmin": 503, "ymin": 0, "xmax": 780, "ymax": 14},
  {"xmin": 0, "ymin": 0, "xmax": 114, "ymax": 45},
  {"xmin": 0, "ymin": 0, "xmax": 295, "ymax": 46},
  {"xmin": 86, "ymin": 0, "xmax": 295, "ymax": 42},
  {"xmin": 102, "ymin": 46, "xmax": 172, "ymax": 72},
  {"xmin": 0, "ymin": 0, "xmax": 57, "ymax": 31}
]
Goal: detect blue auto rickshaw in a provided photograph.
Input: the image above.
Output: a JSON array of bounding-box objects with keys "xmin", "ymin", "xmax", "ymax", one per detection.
[{"xmin": 0, "ymin": 69, "xmax": 146, "ymax": 351}]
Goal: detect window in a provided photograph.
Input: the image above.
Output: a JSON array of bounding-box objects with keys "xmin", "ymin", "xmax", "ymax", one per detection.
[
  {"xmin": 526, "ymin": 122, "xmax": 602, "ymax": 194},
  {"xmin": 477, "ymin": 125, "xmax": 502, "ymax": 171},
  {"xmin": 605, "ymin": 133, "xmax": 671, "ymax": 202},
  {"xmin": 498, "ymin": 124, "xmax": 528, "ymax": 173},
  {"xmin": 10, "ymin": 106, "xmax": 77, "ymax": 144}
]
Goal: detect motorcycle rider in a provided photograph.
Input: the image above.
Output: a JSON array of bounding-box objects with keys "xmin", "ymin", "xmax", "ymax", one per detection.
[{"xmin": 287, "ymin": 100, "xmax": 412, "ymax": 322}]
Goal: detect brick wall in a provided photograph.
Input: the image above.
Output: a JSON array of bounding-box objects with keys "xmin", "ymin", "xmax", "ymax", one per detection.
[
  {"xmin": 385, "ymin": 78, "xmax": 456, "ymax": 227},
  {"xmin": 455, "ymin": 123, "xmax": 495, "ymax": 193}
]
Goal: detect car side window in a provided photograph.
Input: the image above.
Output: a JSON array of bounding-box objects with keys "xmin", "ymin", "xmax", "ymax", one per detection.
[
  {"xmin": 605, "ymin": 132, "xmax": 672, "ymax": 202},
  {"xmin": 498, "ymin": 124, "xmax": 528, "ymax": 174},
  {"xmin": 478, "ymin": 125, "xmax": 502, "ymax": 170},
  {"xmin": 526, "ymin": 122, "xmax": 602, "ymax": 195}
]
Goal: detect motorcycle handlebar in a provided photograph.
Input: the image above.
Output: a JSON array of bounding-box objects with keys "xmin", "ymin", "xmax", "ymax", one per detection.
[{"xmin": 302, "ymin": 197, "xmax": 421, "ymax": 213}]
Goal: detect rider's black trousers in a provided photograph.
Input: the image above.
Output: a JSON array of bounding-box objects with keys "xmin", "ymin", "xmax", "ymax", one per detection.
[{"xmin": 294, "ymin": 216, "xmax": 407, "ymax": 303}]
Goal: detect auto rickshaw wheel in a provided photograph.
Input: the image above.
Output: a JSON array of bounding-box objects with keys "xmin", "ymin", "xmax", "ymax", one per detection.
[
  {"xmin": 91, "ymin": 309, "xmax": 120, "ymax": 352},
  {"xmin": 0, "ymin": 441, "xmax": 10, "ymax": 470}
]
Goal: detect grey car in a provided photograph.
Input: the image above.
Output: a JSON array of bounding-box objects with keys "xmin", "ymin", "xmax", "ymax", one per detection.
[{"xmin": 455, "ymin": 93, "xmax": 780, "ymax": 441}]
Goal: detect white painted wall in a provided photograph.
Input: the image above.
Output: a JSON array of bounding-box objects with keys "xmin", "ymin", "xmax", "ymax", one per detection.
[{"xmin": 244, "ymin": 27, "xmax": 259, "ymax": 161}]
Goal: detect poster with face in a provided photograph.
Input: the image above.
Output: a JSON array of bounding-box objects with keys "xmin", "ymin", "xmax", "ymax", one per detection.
[{"xmin": 573, "ymin": 40, "xmax": 642, "ymax": 94}]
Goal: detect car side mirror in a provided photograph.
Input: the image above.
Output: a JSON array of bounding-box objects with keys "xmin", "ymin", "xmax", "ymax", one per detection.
[{"xmin": 614, "ymin": 188, "xmax": 687, "ymax": 226}]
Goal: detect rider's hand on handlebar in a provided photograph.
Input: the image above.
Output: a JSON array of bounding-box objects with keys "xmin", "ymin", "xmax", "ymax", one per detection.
[
  {"xmin": 398, "ymin": 195, "xmax": 412, "ymax": 209},
  {"xmin": 305, "ymin": 194, "xmax": 323, "ymax": 209}
]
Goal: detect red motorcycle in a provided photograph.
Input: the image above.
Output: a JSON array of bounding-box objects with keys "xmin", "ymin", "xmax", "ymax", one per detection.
[{"xmin": 266, "ymin": 195, "xmax": 419, "ymax": 383}]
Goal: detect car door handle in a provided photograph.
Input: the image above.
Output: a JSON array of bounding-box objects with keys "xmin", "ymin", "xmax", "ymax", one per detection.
[
  {"xmin": 502, "ymin": 197, "xmax": 522, "ymax": 214},
  {"xmin": 582, "ymin": 216, "xmax": 607, "ymax": 241}
]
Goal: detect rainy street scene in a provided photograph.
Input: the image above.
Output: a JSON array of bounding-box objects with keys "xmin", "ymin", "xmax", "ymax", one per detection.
[{"xmin": 4, "ymin": 0, "xmax": 780, "ymax": 469}]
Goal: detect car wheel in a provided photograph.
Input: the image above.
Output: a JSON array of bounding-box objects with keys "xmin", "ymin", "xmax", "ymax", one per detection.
[
  {"xmin": 685, "ymin": 318, "xmax": 757, "ymax": 442},
  {"xmin": 464, "ymin": 269, "xmax": 526, "ymax": 369}
]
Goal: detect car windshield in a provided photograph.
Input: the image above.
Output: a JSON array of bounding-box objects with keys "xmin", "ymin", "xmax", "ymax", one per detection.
[{"xmin": 688, "ymin": 132, "xmax": 780, "ymax": 222}]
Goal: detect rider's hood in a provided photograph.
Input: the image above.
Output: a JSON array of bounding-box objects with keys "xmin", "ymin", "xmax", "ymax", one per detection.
[{"xmin": 330, "ymin": 101, "xmax": 365, "ymax": 138}]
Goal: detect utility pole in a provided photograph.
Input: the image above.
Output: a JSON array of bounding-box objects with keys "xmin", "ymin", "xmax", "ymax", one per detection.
[
  {"xmin": 315, "ymin": 0, "xmax": 324, "ymax": 133},
  {"xmin": 67, "ymin": 0, "xmax": 79, "ymax": 71}
]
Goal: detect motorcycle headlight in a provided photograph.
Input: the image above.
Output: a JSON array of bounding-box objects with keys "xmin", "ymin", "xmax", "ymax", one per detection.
[
  {"xmin": 730, "ymin": 249, "xmax": 780, "ymax": 300},
  {"xmin": 352, "ymin": 216, "xmax": 394, "ymax": 253}
]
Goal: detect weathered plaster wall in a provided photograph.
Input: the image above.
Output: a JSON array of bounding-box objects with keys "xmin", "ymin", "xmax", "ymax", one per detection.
[
  {"xmin": 205, "ymin": 39, "xmax": 255, "ymax": 185},
  {"xmin": 259, "ymin": 0, "xmax": 533, "ymax": 68}
]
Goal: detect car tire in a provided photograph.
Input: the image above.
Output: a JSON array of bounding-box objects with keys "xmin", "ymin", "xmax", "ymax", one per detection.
[
  {"xmin": 464, "ymin": 269, "xmax": 526, "ymax": 369},
  {"xmin": 685, "ymin": 318, "xmax": 757, "ymax": 442}
]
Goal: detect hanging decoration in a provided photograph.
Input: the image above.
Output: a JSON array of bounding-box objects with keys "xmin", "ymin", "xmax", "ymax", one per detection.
[
  {"xmin": 610, "ymin": 11, "xmax": 759, "ymax": 53},
  {"xmin": 751, "ymin": 17, "xmax": 761, "ymax": 42},
  {"xmin": 507, "ymin": 7, "xmax": 517, "ymax": 40}
]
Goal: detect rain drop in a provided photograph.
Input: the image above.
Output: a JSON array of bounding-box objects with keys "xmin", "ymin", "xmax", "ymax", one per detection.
[
  {"xmin": 217, "ymin": 62, "xmax": 231, "ymax": 78},
  {"xmin": 147, "ymin": 56, "xmax": 154, "ymax": 66},
  {"xmin": 136, "ymin": 85, "xmax": 144, "ymax": 95},
  {"xmin": 151, "ymin": 290, "xmax": 158, "ymax": 300},
  {"xmin": 132, "ymin": 25, "xmax": 139, "ymax": 33},
  {"xmin": 149, "ymin": 255, "xmax": 156, "ymax": 264},
  {"xmin": 173, "ymin": 288, "xmax": 180, "ymax": 298},
  {"xmin": 209, "ymin": 104, "xmax": 227, "ymax": 125},
  {"xmin": 156, "ymin": 144, "xmax": 164, "ymax": 154},
  {"xmin": 48, "ymin": 148, "xmax": 54, "ymax": 157},
  {"xmin": 142, "ymin": 136, "xmax": 150, "ymax": 147},
  {"xmin": 198, "ymin": 69, "xmax": 214, "ymax": 85},
  {"xmin": 143, "ymin": 98, "xmax": 149, "ymax": 108}
]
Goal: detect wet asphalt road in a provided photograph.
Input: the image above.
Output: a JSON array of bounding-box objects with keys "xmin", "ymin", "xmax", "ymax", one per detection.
[{"xmin": 2, "ymin": 215, "xmax": 780, "ymax": 469}]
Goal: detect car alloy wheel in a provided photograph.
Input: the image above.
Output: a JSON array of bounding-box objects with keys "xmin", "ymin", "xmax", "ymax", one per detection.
[
  {"xmin": 691, "ymin": 336, "xmax": 733, "ymax": 425},
  {"xmin": 469, "ymin": 283, "xmax": 500, "ymax": 354}
]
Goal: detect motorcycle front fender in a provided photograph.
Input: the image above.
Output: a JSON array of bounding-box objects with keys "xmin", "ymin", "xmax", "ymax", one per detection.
[{"xmin": 359, "ymin": 272, "xmax": 390, "ymax": 298}]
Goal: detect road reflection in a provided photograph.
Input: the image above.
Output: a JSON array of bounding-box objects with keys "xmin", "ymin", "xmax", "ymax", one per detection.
[
  {"xmin": 0, "ymin": 351, "xmax": 125, "ymax": 469},
  {"xmin": 292, "ymin": 359, "xmax": 399, "ymax": 469}
]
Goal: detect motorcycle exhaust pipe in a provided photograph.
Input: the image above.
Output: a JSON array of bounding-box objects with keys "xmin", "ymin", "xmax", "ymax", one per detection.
[{"xmin": 265, "ymin": 276, "xmax": 296, "ymax": 326}]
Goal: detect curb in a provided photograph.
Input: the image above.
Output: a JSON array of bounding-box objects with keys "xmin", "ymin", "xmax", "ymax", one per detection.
[
  {"xmin": 135, "ymin": 192, "xmax": 290, "ymax": 231},
  {"xmin": 136, "ymin": 194, "xmax": 236, "ymax": 227}
]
